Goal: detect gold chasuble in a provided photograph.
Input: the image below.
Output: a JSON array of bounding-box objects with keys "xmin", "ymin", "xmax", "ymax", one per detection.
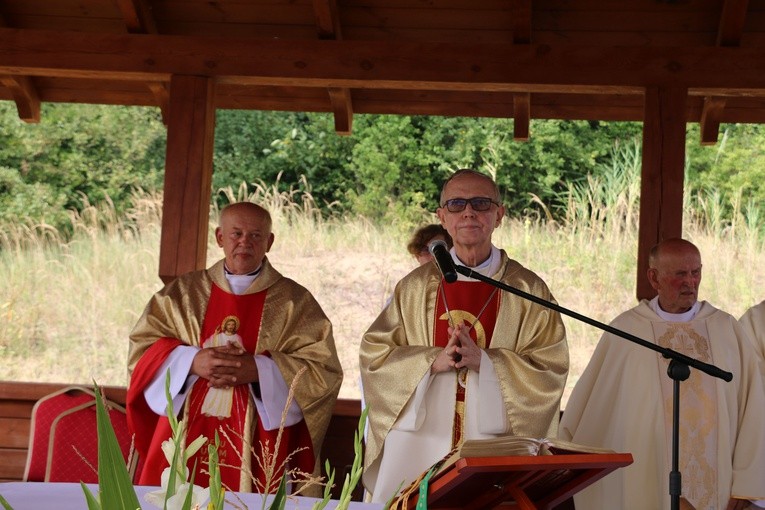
[
  {"xmin": 127, "ymin": 258, "xmax": 342, "ymax": 495},
  {"xmin": 360, "ymin": 249, "xmax": 568, "ymax": 503},
  {"xmin": 434, "ymin": 280, "xmax": 499, "ymax": 448}
]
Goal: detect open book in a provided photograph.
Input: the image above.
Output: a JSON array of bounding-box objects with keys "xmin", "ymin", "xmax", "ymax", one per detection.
[{"xmin": 436, "ymin": 436, "xmax": 616, "ymax": 474}]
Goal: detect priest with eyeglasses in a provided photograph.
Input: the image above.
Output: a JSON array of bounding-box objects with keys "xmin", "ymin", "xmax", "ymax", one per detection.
[{"xmin": 359, "ymin": 169, "xmax": 569, "ymax": 504}]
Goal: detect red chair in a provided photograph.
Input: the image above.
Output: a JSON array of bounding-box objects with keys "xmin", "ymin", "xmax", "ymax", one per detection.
[{"xmin": 23, "ymin": 386, "xmax": 141, "ymax": 483}]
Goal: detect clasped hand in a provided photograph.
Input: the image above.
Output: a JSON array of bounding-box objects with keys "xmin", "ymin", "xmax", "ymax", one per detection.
[
  {"xmin": 432, "ymin": 322, "xmax": 481, "ymax": 374},
  {"xmin": 191, "ymin": 343, "xmax": 259, "ymax": 389}
]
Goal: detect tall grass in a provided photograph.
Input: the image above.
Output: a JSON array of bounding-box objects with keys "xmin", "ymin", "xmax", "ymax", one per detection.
[{"xmin": 2, "ymin": 158, "xmax": 764, "ymax": 407}]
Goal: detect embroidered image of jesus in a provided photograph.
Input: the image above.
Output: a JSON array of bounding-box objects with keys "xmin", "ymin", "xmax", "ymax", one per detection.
[{"xmin": 201, "ymin": 315, "xmax": 244, "ymax": 418}]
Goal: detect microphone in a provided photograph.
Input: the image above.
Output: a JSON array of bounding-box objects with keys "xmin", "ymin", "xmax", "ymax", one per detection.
[{"xmin": 428, "ymin": 240, "xmax": 458, "ymax": 283}]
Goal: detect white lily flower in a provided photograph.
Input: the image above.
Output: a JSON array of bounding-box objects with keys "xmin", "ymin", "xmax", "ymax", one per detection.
[
  {"xmin": 165, "ymin": 482, "xmax": 210, "ymax": 510},
  {"xmin": 185, "ymin": 434, "xmax": 208, "ymax": 461},
  {"xmin": 161, "ymin": 438, "xmax": 178, "ymax": 464},
  {"xmin": 144, "ymin": 467, "xmax": 211, "ymax": 509},
  {"xmin": 144, "ymin": 485, "xmax": 169, "ymax": 508}
]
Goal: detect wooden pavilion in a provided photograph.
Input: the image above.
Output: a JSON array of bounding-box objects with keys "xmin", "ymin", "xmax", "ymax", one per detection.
[{"xmin": 2, "ymin": 0, "xmax": 765, "ymax": 493}]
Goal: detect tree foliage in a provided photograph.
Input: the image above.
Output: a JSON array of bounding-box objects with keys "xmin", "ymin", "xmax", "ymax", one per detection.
[
  {"xmin": 0, "ymin": 102, "xmax": 165, "ymax": 229},
  {"xmin": 1, "ymin": 101, "xmax": 763, "ymax": 234}
]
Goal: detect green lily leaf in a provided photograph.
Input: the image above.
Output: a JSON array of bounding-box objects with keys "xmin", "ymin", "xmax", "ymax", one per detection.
[
  {"xmin": 80, "ymin": 482, "xmax": 102, "ymax": 510},
  {"xmin": 0, "ymin": 493, "xmax": 16, "ymax": 510},
  {"xmin": 267, "ymin": 474, "xmax": 288, "ymax": 510},
  {"xmin": 91, "ymin": 382, "xmax": 142, "ymax": 510}
]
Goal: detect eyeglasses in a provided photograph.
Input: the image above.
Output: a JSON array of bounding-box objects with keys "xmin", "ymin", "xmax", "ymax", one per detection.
[{"xmin": 441, "ymin": 197, "xmax": 499, "ymax": 213}]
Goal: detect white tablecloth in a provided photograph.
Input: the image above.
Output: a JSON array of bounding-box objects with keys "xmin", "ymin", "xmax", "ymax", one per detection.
[{"xmin": 0, "ymin": 482, "xmax": 382, "ymax": 510}]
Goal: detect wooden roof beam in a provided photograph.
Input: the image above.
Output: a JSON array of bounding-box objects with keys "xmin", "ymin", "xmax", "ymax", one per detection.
[
  {"xmin": 312, "ymin": 0, "xmax": 353, "ymax": 135},
  {"xmin": 115, "ymin": 0, "xmax": 158, "ymax": 34},
  {"xmin": 5, "ymin": 31, "xmax": 765, "ymax": 91},
  {"xmin": 0, "ymin": 74, "xmax": 40, "ymax": 123},
  {"xmin": 701, "ymin": 0, "xmax": 750, "ymax": 144}
]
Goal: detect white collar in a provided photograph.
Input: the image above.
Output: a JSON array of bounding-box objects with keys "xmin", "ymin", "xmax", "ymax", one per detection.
[
  {"xmin": 649, "ymin": 296, "xmax": 701, "ymax": 322},
  {"xmin": 452, "ymin": 245, "xmax": 501, "ymax": 282}
]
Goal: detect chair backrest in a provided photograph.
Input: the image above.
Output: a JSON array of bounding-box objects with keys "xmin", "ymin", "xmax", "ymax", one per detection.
[{"xmin": 23, "ymin": 386, "xmax": 141, "ymax": 483}]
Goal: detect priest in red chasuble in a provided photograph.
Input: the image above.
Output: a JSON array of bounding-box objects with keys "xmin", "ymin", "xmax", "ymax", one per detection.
[
  {"xmin": 127, "ymin": 202, "xmax": 342, "ymax": 494},
  {"xmin": 359, "ymin": 169, "xmax": 569, "ymax": 503}
]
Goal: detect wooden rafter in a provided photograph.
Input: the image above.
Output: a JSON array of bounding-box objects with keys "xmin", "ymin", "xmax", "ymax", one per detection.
[
  {"xmin": 509, "ymin": 0, "xmax": 532, "ymax": 139},
  {"xmin": 0, "ymin": 74, "xmax": 40, "ymax": 122},
  {"xmin": 313, "ymin": 0, "xmax": 342, "ymax": 41},
  {"xmin": 0, "ymin": 9, "xmax": 39, "ymax": 122},
  {"xmin": 510, "ymin": 0, "xmax": 532, "ymax": 44},
  {"xmin": 701, "ymin": 0, "xmax": 750, "ymax": 144},
  {"xmin": 0, "ymin": 58, "xmax": 35, "ymax": 131},
  {"xmin": 311, "ymin": 0, "xmax": 352, "ymax": 135},
  {"xmin": 116, "ymin": 0, "xmax": 162, "ymax": 118},
  {"xmin": 700, "ymin": 96, "xmax": 727, "ymax": 146},
  {"xmin": 328, "ymin": 87, "xmax": 352, "ymax": 135},
  {"xmin": 513, "ymin": 93, "xmax": 529, "ymax": 141},
  {"xmin": 115, "ymin": 0, "xmax": 158, "ymax": 34},
  {"xmin": 717, "ymin": 0, "xmax": 749, "ymax": 47},
  {"xmin": 147, "ymin": 81, "xmax": 169, "ymax": 125}
]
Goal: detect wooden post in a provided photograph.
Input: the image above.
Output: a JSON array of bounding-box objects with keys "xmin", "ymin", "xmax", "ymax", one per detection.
[
  {"xmin": 159, "ymin": 75, "xmax": 216, "ymax": 284},
  {"xmin": 636, "ymin": 86, "xmax": 687, "ymax": 300}
]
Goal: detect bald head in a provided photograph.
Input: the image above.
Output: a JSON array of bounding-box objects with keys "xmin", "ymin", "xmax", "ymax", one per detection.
[
  {"xmin": 215, "ymin": 202, "xmax": 275, "ymax": 275},
  {"xmin": 647, "ymin": 238, "xmax": 702, "ymax": 314},
  {"xmin": 219, "ymin": 202, "xmax": 272, "ymax": 232},
  {"xmin": 439, "ymin": 169, "xmax": 501, "ymax": 205}
]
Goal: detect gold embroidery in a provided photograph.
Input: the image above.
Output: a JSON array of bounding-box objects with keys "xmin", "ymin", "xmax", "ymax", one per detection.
[{"xmin": 656, "ymin": 323, "xmax": 718, "ymax": 510}]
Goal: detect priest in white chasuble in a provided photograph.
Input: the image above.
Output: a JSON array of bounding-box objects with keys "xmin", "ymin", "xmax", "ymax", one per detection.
[
  {"xmin": 740, "ymin": 299, "xmax": 765, "ymax": 361},
  {"xmin": 560, "ymin": 238, "xmax": 765, "ymax": 510},
  {"xmin": 359, "ymin": 169, "xmax": 569, "ymax": 503}
]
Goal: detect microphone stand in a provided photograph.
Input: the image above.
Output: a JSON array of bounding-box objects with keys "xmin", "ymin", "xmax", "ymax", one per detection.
[{"xmin": 452, "ymin": 264, "xmax": 732, "ymax": 510}]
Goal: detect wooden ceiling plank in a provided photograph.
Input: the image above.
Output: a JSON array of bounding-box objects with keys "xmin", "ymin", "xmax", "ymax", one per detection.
[
  {"xmin": 115, "ymin": 0, "xmax": 158, "ymax": 34},
  {"xmin": 0, "ymin": 74, "xmax": 40, "ymax": 122},
  {"xmin": 717, "ymin": 0, "xmax": 749, "ymax": 47},
  {"xmin": 700, "ymin": 96, "xmax": 726, "ymax": 145},
  {"xmin": 327, "ymin": 86, "xmax": 352, "ymax": 135},
  {"xmin": 513, "ymin": 92, "xmax": 530, "ymax": 141},
  {"xmin": 5, "ymin": 30, "xmax": 765, "ymax": 91},
  {"xmin": 637, "ymin": 86, "xmax": 687, "ymax": 301}
]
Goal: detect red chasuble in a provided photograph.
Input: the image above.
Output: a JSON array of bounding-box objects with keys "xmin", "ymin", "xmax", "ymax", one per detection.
[
  {"xmin": 129, "ymin": 284, "xmax": 312, "ymax": 492},
  {"xmin": 433, "ymin": 279, "xmax": 500, "ymax": 447}
]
